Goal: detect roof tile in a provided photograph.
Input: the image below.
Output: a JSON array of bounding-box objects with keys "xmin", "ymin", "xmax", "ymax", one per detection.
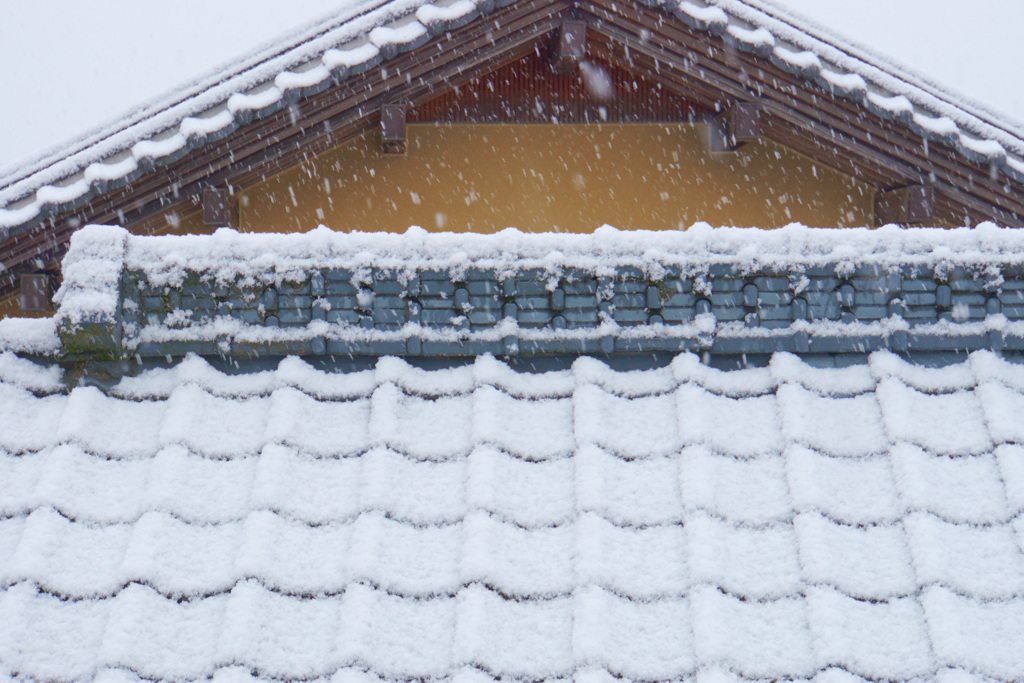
[
  {"xmin": 977, "ymin": 381, "xmax": 1024, "ymax": 445},
  {"xmin": 455, "ymin": 585, "xmax": 572, "ymax": 678},
  {"xmin": 250, "ymin": 445, "xmax": 363, "ymax": 524},
  {"xmin": 877, "ymin": 380, "xmax": 993, "ymax": 456},
  {"xmin": 691, "ymin": 587, "xmax": 814, "ymax": 678},
  {"xmin": 575, "ymin": 386, "xmax": 680, "ymax": 459},
  {"xmin": 786, "ymin": 446, "xmax": 901, "ymax": 525},
  {"xmin": 922, "ymin": 586, "xmax": 1024, "ymax": 679},
  {"xmin": 576, "ymin": 513, "xmax": 688, "ymax": 599},
  {"xmin": 681, "ymin": 449, "xmax": 790, "ymax": 524},
  {"xmin": 905, "ymin": 512, "xmax": 1024, "ymax": 599},
  {"xmin": 777, "ymin": 385, "xmax": 886, "ymax": 457},
  {"xmin": 358, "ymin": 448, "xmax": 466, "ymax": 524},
  {"xmin": 795, "ymin": 512, "xmax": 915, "ymax": 600},
  {"xmin": 466, "ymin": 447, "xmax": 573, "ymax": 527},
  {"xmin": 0, "ymin": 386, "xmax": 66, "ymax": 453},
  {"xmin": 576, "ymin": 446, "xmax": 683, "ymax": 526},
  {"xmin": 890, "ymin": 445, "xmax": 1008, "ymax": 524},
  {"xmin": 146, "ymin": 446, "xmax": 256, "ymax": 523},
  {"xmin": 574, "ymin": 586, "xmax": 694, "ymax": 679},
  {"xmin": 472, "ymin": 387, "xmax": 574, "ymax": 459},
  {"xmin": 677, "ymin": 387, "xmax": 783, "ymax": 457},
  {"xmin": 370, "ymin": 384, "xmax": 474, "ymax": 459},
  {"xmin": 59, "ymin": 387, "xmax": 166, "ymax": 459},
  {"xmin": 160, "ymin": 386, "xmax": 269, "ymax": 458},
  {"xmin": 686, "ymin": 512, "xmax": 801, "ymax": 599},
  {"xmin": 0, "ymin": 582, "xmax": 111, "ymax": 680},
  {"xmin": 996, "ymin": 444, "xmax": 1024, "ymax": 515},
  {"xmin": 265, "ymin": 388, "xmax": 370, "ymax": 456},
  {"xmin": 806, "ymin": 586, "xmax": 934, "ymax": 679}
]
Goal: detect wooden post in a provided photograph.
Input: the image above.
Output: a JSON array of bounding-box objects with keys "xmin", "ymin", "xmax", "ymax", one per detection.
[
  {"xmin": 550, "ymin": 20, "xmax": 587, "ymax": 73},
  {"xmin": 202, "ymin": 188, "xmax": 237, "ymax": 227},
  {"xmin": 380, "ymin": 104, "xmax": 408, "ymax": 154},
  {"xmin": 20, "ymin": 273, "xmax": 51, "ymax": 312},
  {"xmin": 704, "ymin": 102, "xmax": 761, "ymax": 152},
  {"xmin": 728, "ymin": 102, "xmax": 761, "ymax": 145}
]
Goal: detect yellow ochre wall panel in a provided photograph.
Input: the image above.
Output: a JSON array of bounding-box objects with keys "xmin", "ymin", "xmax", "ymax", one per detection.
[
  {"xmin": 0, "ymin": 292, "xmax": 24, "ymax": 320},
  {"xmin": 0, "ymin": 291, "xmax": 50, "ymax": 319},
  {"xmin": 239, "ymin": 123, "xmax": 875, "ymax": 233}
]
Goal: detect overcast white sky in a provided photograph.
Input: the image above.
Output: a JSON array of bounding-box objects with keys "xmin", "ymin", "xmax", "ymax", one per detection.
[{"xmin": 1, "ymin": 0, "xmax": 1022, "ymax": 173}]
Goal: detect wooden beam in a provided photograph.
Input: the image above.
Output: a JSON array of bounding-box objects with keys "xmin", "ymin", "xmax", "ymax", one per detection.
[
  {"xmin": 380, "ymin": 103, "xmax": 408, "ymax": 154},
  {"xmin": 875, "ymin": 185, "xmax": 935, "ymax": 225},
  {"xmin": 550, "ymin": 19, "xmax": 587, "ymax": 73},
  {"xmin": 409, "ymin": 50, "xmax": 702, "ymax": 124}
]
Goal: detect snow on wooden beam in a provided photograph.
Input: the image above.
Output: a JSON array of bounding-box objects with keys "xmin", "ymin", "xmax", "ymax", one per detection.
[
  {"xmin": 201, "ymin": 188, "xmax": 236, "ymax": 228},
  {"xmin": 550, "ymin": 19, "xmax": 587, "ymax": 73},
  {"xmin": 704, "ymin": 102, "xmax": 761, "ymax": 152},
  {"xmin": 875, "ymin": 185, "xmax": 935, "ymax": 225},
  {"xmin": 380, "ymin": 103, "xmax": 408, "ymax": 154}
]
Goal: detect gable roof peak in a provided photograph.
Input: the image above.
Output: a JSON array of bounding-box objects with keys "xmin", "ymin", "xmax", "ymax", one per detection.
[{"xmin": 2, "ymin": 0, "xmax": 1024, "ymax": 243}]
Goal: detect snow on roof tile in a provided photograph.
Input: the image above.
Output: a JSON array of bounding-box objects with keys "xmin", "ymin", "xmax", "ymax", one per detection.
[
  {"xmin": 4, "ymin": 0, "xmax": 1024, "ymax": 234},
  {"xmin": 3, "ymin": 350, "xmax": 1022, "ymax": 681}
]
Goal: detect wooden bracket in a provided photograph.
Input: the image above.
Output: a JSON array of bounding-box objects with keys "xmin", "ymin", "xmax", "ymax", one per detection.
[
  {"xmin": 728, "ymin": 102, "xmax": 761, "ymax": 145},
  {"xmin": 875, "ymin": 185, "xmax": 935, "ymax": 225},
  {"xmin": 20, "ymin": 273, "xmax": 51, "ymax": 312},
  {"xmin": 201, "ymin": 188, "xmax": 237, "ymax": 227},
  {"xmin": 550, "ymin": 20, "xmax": 587, "ymax": 73},
  {"xmin": 380, "ymin": 104, "xmax": 408, "ymax": 154},
  {"xmin": 704, "ymin": 102, "xmax": 761, "ymax": 152}
]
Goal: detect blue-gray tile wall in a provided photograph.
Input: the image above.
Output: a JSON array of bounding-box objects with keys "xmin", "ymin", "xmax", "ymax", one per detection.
[{"xmin": 110, "ymin": 262, "xmax": 1024, "ymax": 359}]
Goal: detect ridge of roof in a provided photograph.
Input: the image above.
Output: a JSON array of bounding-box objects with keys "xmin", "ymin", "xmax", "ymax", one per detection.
[
  {"xmin": 6, "ymin": 223, "xmax": 1023, "ymax": 360},
  {"xmin": 2, "ymin": 0, "xmax": 1024, "ymax": 237}
]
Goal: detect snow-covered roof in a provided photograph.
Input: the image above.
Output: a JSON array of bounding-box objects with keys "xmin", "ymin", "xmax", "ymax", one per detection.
[
  {"xmin": 2, "ymin": 0, "xmax": 1024, "ymax": 237},
  {"xmin": 2, "ymin": 348, "xmax": 1024, "ymax": 681}
]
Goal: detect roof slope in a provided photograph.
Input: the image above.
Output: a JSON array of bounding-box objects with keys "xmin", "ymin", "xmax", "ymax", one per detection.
[
  {"xmin": 2, "ymin": 0, "xmax": 1022, "ymax": 215},
  {"xmin": 2, "ymin": 349, "xmax": 1024, "ymax": 681},
  {"xmin": 3, "ymin": 0, "xmax": 1024, "ymax": 279}
]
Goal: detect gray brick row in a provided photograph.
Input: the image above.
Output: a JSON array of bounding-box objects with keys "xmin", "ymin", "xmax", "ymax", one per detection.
[{"xmin": 118, "ymin": 263, "xmax": 1024, "ymax": 358}]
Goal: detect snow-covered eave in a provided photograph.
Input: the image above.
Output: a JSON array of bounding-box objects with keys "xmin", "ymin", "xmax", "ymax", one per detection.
[
  {"xmin": 713, "ymin": 0, "xmax": 1024, "ymax": 162},
  {"xmin": 3, "ymin": 0, "xmax": 1024, "ymax": 237}
]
